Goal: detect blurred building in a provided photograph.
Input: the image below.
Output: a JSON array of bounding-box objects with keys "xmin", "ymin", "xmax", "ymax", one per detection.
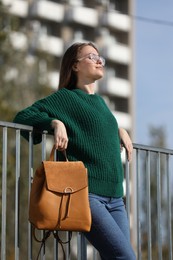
[{"xmin": 2, "ymin": 0, "xmax": 135, "ymax": 139}]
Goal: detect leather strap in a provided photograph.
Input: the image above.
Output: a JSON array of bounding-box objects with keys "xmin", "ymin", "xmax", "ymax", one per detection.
[
  {"xmin": 49, "ymin": 145, "xmax": 68, "ymax": 161},
  {"xmin": 33, "ymin": 227, "xmax": 72, "ymax": 260},
  {"xmin": 33, "ymin": 229, "xmax": 51, "ymax": 260},
  {"xmin": 58, "ymin": 193, "xmax": 72, "ymax": 229}
]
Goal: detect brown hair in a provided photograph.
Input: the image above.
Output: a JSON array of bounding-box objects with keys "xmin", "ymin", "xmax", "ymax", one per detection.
[{"xmin": 58, "ymin": 42, "xmax": 98, "ymax": 90}]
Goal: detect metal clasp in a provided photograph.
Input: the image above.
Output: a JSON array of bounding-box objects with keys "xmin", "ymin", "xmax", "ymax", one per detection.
[{"xmin": 64, "ymin": 187, "xmax": 73, "ymax": 193}]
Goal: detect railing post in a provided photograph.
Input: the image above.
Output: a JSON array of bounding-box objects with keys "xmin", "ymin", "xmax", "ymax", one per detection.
[
  {"xmin": 1, "ymin": 127, "xmax": 8, "ymax": 260},
  {"xmin": 146, "ymin": 151, "xmax": 152, "ymax": 260},
  {"xmin": 166, "ymin": 154, "xmax": 172, "ymax": 260},
  {"xmin": 40, "ymin": 132, "xmax": 47, "ymax": 260},
  {"xmin": 28, "ymin": 131, "xmax": 33, "ymax": 260},
  {"xmin": 136, "ymin": 148, "xmax": 142, "ymax": 260},
  {"xmin": 77, "ymin": 233, "xmax": 87, "ymax": 260},
  {"xmin": 156, "ymin": 152, "xmax": 162, "ymax": 260},
  {"xmin": 125, "ymin": 158, "xmax": 130, "ymax": 220},
  {"xmin": 15, "ymin": 129, "xmax": 21, "ymax": 260}
]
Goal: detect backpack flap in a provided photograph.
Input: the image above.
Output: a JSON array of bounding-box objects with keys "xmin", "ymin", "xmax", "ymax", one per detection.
[{"xmin": 43, "ymin": 161, "xmax": 88, "ymax": 194}]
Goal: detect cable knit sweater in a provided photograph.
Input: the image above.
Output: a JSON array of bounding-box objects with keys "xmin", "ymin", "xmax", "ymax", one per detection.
[{"xmin": 13, "ymin": 88, "xmax": 124, "ymax": 197}]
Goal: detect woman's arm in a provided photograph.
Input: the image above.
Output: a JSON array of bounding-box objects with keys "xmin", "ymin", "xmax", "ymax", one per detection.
[
  {"xmin": 13, "ymin": 104, "xmax": 54, "ymax": 131},
  {"xmin": 119, "ymin": 128, "xmax": 133, "ymax": 161},
  {"xmin": 51, "ymin": 120, "xmax": 68, "ymax": 150},
  {"xmin": 13, "ymin": 103, "xmax": 57, "ymax": 144}
]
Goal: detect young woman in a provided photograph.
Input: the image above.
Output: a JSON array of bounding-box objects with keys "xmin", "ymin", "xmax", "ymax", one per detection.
[{"xmin": 13, "ymin": 42, "xmax": 136, "ymax": 259}]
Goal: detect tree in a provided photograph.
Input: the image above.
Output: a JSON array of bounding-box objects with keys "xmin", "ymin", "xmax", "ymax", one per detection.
[
  {"xmin": 0, "ymin": 2, "xmax": 56, "ymax": 257},
  {"xmin": 0, "ymin": 1, "xmax": 54, "ymax": 122},
  {"xmin": 140, "ymin": 125, "xmax": 170, "ymax": 259}
]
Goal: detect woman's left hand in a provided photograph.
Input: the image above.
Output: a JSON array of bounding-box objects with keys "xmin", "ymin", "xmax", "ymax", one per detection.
[{"xmin": 119, "ymin": 128, "xmax": 133, "ymax": 161}]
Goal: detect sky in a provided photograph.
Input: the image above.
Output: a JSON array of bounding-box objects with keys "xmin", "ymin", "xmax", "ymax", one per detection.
[{"xmin": 134, "ymin": 0, "xmax": 173, "ymax": 149}]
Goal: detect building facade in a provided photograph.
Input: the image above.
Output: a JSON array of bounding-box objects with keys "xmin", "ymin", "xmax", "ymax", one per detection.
[{"xmin": 2, "ymin": 0, "xmax": 135, "ymax": 138}]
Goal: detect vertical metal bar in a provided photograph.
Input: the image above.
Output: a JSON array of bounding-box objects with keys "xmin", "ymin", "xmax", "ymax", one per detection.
[
  {"xmin": 15, "ymin": 129, "xmax": 21, "ymax": 260},
  {"xmin": 65, "ymin": 232, "xmax": 71, "ymax": 259},
  {"xmin": 146, "ymin": 151, "xmax": 152, "ymax": 260},
  {"xmin": 77, "ymin": 233, "xmax": 87, "ymax": 260},
  {"xmin": 93, "ymin": 248, "xmax": 99, "ymax": 260},
  {"xmin": 125, "ymin": 158, "xmax": 130, "ymax": 221},
  {"xmin": 28, "ymin": 131, "xmax": 33, "ymax": 260},
  {"xmin": 1, "ymin": 127, "xmax": 8, "ymax": 260},
  {"xmin": 130, "ymin": 148, "xmax": 137, "ymax": 251},
  {"xmin": 166, "ymin": 154, "xmax": 172, "ymax": 260},
  {"xmin": 53, "ymin": 234, "xmax": 58, "ymax": 260},
  {"xmin": 136, "ymin": 149, "xmax": 141, "ymax": 260},
  {"xmin": 42, "ymin": 132, "xmax": 47, "ymax": 161},
  {"xmin": 77, "ymin": 232, "xmax": 81, "ymax": 259},
  {"xmin": 156, "ymin": 152, "xmax": 162, "ymax": 260},
  {"xmin": 41, "ymin": 132, "xmax": 47, "ymax": 260}
]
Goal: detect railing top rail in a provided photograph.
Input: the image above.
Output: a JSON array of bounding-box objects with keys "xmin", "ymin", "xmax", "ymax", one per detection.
[
  {"xmin": 0, "ymin": 121, "xmax": 33, "ymax": 131},
  {"xmin": 133, "ymin": 143, "xmax": 173, "ymax": 155},
  {"xmin": 1, "ymin": 121, "xmax": 173, "ymax": 155}
]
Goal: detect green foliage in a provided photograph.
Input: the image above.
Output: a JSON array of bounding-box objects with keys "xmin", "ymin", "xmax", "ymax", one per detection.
[
  {"xmin": 149, "ymin": 125, "xmax": 167, "ymax": 148},
  {"xmin": 0, "ymin": 2, "xmax": 55, "ymax": 122},
  {"xmin": 139, "ymin": 126, "xmax": 173, "ymax": 259}
]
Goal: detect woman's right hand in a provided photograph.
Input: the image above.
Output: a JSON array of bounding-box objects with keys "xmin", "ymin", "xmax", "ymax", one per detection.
[{"xmin": 51, "ymin": 120, "xmax": 68, "ymax": 150}]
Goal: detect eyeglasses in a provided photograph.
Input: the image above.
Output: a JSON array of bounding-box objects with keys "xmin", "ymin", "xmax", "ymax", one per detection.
[{"xmin": 77, "ymin": 53, "xmax": 106, "ymax": 66}]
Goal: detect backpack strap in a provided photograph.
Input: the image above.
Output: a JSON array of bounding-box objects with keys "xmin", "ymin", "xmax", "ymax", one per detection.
[{"xmin": 32, "ymin": 226, "xmax": 72, "ymax": 260}]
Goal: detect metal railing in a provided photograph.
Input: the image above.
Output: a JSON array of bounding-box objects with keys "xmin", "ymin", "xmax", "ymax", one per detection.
[{"xmin": 0, "ymin": 121, "xmax": 173, "ymax": 260}]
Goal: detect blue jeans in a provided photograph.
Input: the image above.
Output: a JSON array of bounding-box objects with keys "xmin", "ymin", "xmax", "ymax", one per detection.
[{"xmin": 84, "ymin": 194, "xmax": 136, "ymax": 260}]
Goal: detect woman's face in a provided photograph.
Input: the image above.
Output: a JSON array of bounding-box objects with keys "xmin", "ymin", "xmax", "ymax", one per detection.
[{"xmin": 75, "ymin": 45, "xmax": 105, "ymax": 82}]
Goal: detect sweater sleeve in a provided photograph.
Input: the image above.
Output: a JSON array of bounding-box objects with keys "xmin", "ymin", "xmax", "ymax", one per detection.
[{"xmin": 13, "ymin": 101, "xmax": 57, "ymax": 144}]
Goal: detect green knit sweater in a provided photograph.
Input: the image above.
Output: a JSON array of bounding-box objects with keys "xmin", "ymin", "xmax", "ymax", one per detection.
[{"xmin": 13, "ymin": 88, "xmax": 124, "ymax": 197}]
